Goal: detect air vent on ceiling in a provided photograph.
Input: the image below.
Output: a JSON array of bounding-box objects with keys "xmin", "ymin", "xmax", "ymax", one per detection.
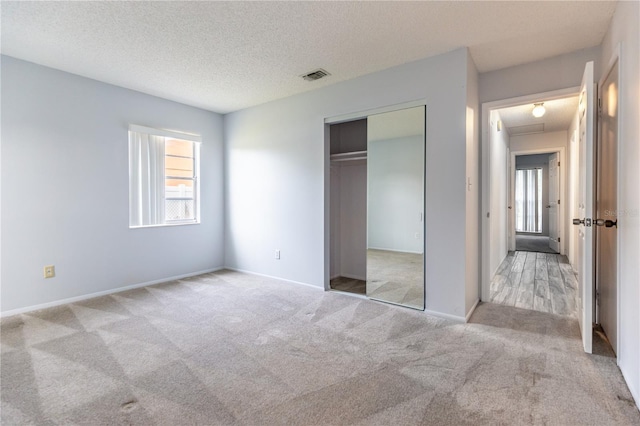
[{"xmin": 302, "ymin": 68, "xmax": 330, "ymax": 82}]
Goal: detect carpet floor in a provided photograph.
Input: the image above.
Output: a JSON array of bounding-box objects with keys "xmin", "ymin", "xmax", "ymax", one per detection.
[{"xmin": 2, "ymin": 270, "xmax": 638, "ymax": 425}]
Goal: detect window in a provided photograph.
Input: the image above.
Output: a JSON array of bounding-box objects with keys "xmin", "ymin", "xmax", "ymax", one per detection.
[
  {"xmin": 129, "ymin": 125, "xmax": 200, "ymax": 227},
  {"xmin": 515, "ymin": 168, "xmax": 542, "ymax": 233}
]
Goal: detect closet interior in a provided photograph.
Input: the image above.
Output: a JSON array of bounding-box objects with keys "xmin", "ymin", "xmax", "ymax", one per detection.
[{"xmin": 329, "ymin": 119, "xmax": 367, "ymax": 295}]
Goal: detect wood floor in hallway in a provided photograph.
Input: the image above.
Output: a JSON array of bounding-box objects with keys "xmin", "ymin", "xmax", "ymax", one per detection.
[{"xmin": 489, "ymin": 251, "xmax": 578, "ymax": 317}]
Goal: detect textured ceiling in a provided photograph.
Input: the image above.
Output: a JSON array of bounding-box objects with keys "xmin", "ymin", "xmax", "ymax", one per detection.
[
  {"xmin": 498, "ymin": 96, "xmax": 580, "ymax": 135},
  {"xmin": 1, "ymin": 1, "xmax": 616, "ymax": 113}
]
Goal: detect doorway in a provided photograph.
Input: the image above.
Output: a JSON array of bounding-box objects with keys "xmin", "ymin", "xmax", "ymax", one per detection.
[
  {"xmin": 483, "ymin": 59, "xmax": 621, "ymax": 356},
  {"xmin": 481, "ymin": 89, "xmax": 579, "ymax": 318},
  {"xmin": 512, "ymin": 151, "xmax": 562, "ymax": 254}
]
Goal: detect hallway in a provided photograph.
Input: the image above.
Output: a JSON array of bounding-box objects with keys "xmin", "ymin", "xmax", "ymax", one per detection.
[
  {"xmin": 489, "ymin": 251, "xmax": 577, "ymax": 317},
  {"xmin": 515, "ymin": 235, "xmax": 558, "ymax": 254}
]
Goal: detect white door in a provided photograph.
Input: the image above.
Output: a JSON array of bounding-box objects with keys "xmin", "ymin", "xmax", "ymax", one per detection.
[
  {"xmin": 548, "ymin": 153, "xmax": 560, "ymax": 252},
  {"xmin": 574, "ymin": 61, "xmax": 595, "ymax": 354},
  {"xmin": 596, "ymin": 59, "xmax": 618, "ymax": 354}
]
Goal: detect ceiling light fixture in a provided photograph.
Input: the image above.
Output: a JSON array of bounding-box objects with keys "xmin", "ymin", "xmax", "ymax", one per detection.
[{"xmin": 532, "ymin": 103, "xmax": 546, "ymax": 118}]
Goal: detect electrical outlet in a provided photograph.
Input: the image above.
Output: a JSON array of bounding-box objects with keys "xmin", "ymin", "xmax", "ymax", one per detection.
[
  {"xmin": 44, "ymin": 265, "xmax": 55, "ymax": 278},
  {"xmin": 275, "ymin": 249, "xmax": 281, "ymax": 260}
]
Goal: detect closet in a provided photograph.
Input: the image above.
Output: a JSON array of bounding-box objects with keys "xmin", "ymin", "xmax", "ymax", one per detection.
[
  {"xmin": 329, "ymin": 119, "xmax": 367, "ymax": 295},
  {"xmin": 328, "ymin": 105, "xmax": 426, "ymax": 310}
]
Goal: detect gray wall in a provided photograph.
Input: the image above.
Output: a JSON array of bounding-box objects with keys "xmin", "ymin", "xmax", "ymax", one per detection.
[
  {"xmin": 224, "ymin": 48, "xmax": 478, "ymax": 319},
  {"xmin": 515, "ymin": 153, "xmax": 551, "ymax": 236},
  {"xmin": 479, "ymin": 46, "xmax": 601, "ymax": 104},
  {"xmin": 1, "ymin": 56, "xmax": 225, "ymax": 313}
]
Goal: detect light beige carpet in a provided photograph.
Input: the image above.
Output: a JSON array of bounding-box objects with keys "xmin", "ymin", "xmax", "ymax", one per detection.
[
  {"xmin": 367, "ymin": 249, "xmax": 423, "ymax": 309},
  {"xmin": 1, "ymin": 270, "xmax": 638, "ymax": 425}
]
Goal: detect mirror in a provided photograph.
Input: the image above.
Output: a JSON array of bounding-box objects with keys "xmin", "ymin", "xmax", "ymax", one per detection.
[{"xmin": 366, "ymin": 106, "xmax": 425, "ymax": 310}]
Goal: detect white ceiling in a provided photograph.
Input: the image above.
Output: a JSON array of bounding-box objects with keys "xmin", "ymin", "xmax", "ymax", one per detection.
[
  {"xmin": 1, "ymin": 1, "xmax": 616, "ymax": 114},
  {"xmin": 498, "ymin": 96, "xmax": 580, "ymax": 135}
]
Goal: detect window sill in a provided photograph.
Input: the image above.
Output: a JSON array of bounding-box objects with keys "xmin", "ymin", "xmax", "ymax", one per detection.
[{"xmin": 129, "ymin": 221, "xmax": 200, "ymax": 229}]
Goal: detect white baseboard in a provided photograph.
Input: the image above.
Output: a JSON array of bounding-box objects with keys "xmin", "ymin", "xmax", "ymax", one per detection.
[
  {"xmin": 0, "ymin": 267, "xmax": 223, "ymax": 318},
  {"xmin": 423, "ymin": 308, "xmax": 467, "ymax": 323},
  {"xmin": 223, "ymin": 267, "xmax": 324, "ymax": 291},
  {"xmin": 368, "ymin": 247, "xmax": 423, "ymax": 255},
  {"xmin": 465, "ymin": 298, "xmax": 480, "ymax": 323}
]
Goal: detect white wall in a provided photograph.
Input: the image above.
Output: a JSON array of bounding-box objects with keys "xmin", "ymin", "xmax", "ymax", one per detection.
[
  {"xmin": 1, "ymin": 56, "xmax": 225, "ymax": 313},
  {"xmin": 465, "ymin": 52, "xmax": 480, "ymax": 314},
  {"xmin": 224, "ymin": 48, "xmax": 475, "ymax": 319},
  {"xmin": 488, "ymin": 110, "xmax": 509, "ymax": 277},
  {"xmin": 368, "ymin": 136, "xmax": 423, "ymax": 254},
  {"xmin": 600, "ymin": 0, "xmax": 640, "ymax": 408},
  {"xmin": 479, "ymin": 46, "xmax": 601, "ymax": 104}
]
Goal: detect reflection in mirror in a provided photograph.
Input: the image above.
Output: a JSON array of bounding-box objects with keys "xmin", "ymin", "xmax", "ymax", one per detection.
[{"xmin": 366, "ymin": 106, "xmax": 425, "ymax": 310}]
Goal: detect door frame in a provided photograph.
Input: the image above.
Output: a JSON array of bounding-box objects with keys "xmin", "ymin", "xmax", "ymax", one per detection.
[
  {"xmin": 596, "ymin": 45, "xmax": 622, "ymax": 356},
  {"xmin": 481, "ymin": 87, "xmax": 579, "ymax": 301},
  {"xmin": 508, "ymin": 147, "xmax": 566, "ymax": 253}
]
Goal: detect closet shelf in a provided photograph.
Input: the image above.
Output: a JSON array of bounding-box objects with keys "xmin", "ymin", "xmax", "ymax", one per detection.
[{"xmin": 330, "ymin": 151, "xmax": 367, "ymax": 162}]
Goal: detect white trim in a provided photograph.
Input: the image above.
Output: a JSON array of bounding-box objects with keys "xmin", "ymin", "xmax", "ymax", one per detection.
[
  {"xmin": 367, "ymin": 247, "xmax": 423, "ymax": 255},
  {"xmin": 465, "ymin": 298, "xmax": 480, "ymax": 323},
  {"xmin": 223, "ymin": 267, "xmax": 324, "ymax": 291},
  {"xmin": 129, "ymin": 220, "xmax": 200, "ymax": 229},
  {"xmin": 423, "ymin": 308, "xmax": 466, "ymax": 323},
  {"xmin": 324, "ymin": 99, "xmax": 428, "ymax": 124},
  {"xmin": 0, "ymin": 267, "xmax": 223, "ymax": 318},
  {"xmin": 481, "ymin": 86, "xmax": 580, "ymax": 302},
  {"xmin": 129, "ymin": 124, "xmax": 202, "ymax": 142}
]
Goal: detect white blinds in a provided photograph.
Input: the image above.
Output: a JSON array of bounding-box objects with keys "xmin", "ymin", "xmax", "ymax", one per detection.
[
  {"xmin": 515, "ymin": 168, "xmax": 542, "ymax": 233},
  {"xmin": 129, "ymin": 131, "xmax": 166, "ymax": 227}
]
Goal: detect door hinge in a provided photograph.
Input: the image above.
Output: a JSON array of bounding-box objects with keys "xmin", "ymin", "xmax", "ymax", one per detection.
[
  {"xmin": 558, "ymin": 237, "xmax": 560, "ymax": 243},
  {"xmin": 598, "ymin": 98, "xmax": 603, "ymax": 117},
  {"xmin": 558, "ymin": 199, "xmax": 560, "ymax": 205},
  {"xmin": 596, "ymin": 290, "xmax": 600, "ymax": 306},
  {"xmin": 558, "ymin": 161, "xmax": 560, "ymax": 167}
]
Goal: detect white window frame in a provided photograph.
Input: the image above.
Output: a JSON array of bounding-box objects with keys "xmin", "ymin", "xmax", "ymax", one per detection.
[{"xmin": 128, "ymin": 124, "xmax": 201, "ymax": 228}]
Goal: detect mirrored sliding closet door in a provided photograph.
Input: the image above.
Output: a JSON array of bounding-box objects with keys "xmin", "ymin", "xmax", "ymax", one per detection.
[{"xmin": 366, "ymin": 106, "xmax": 425, "ymax": 310}]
